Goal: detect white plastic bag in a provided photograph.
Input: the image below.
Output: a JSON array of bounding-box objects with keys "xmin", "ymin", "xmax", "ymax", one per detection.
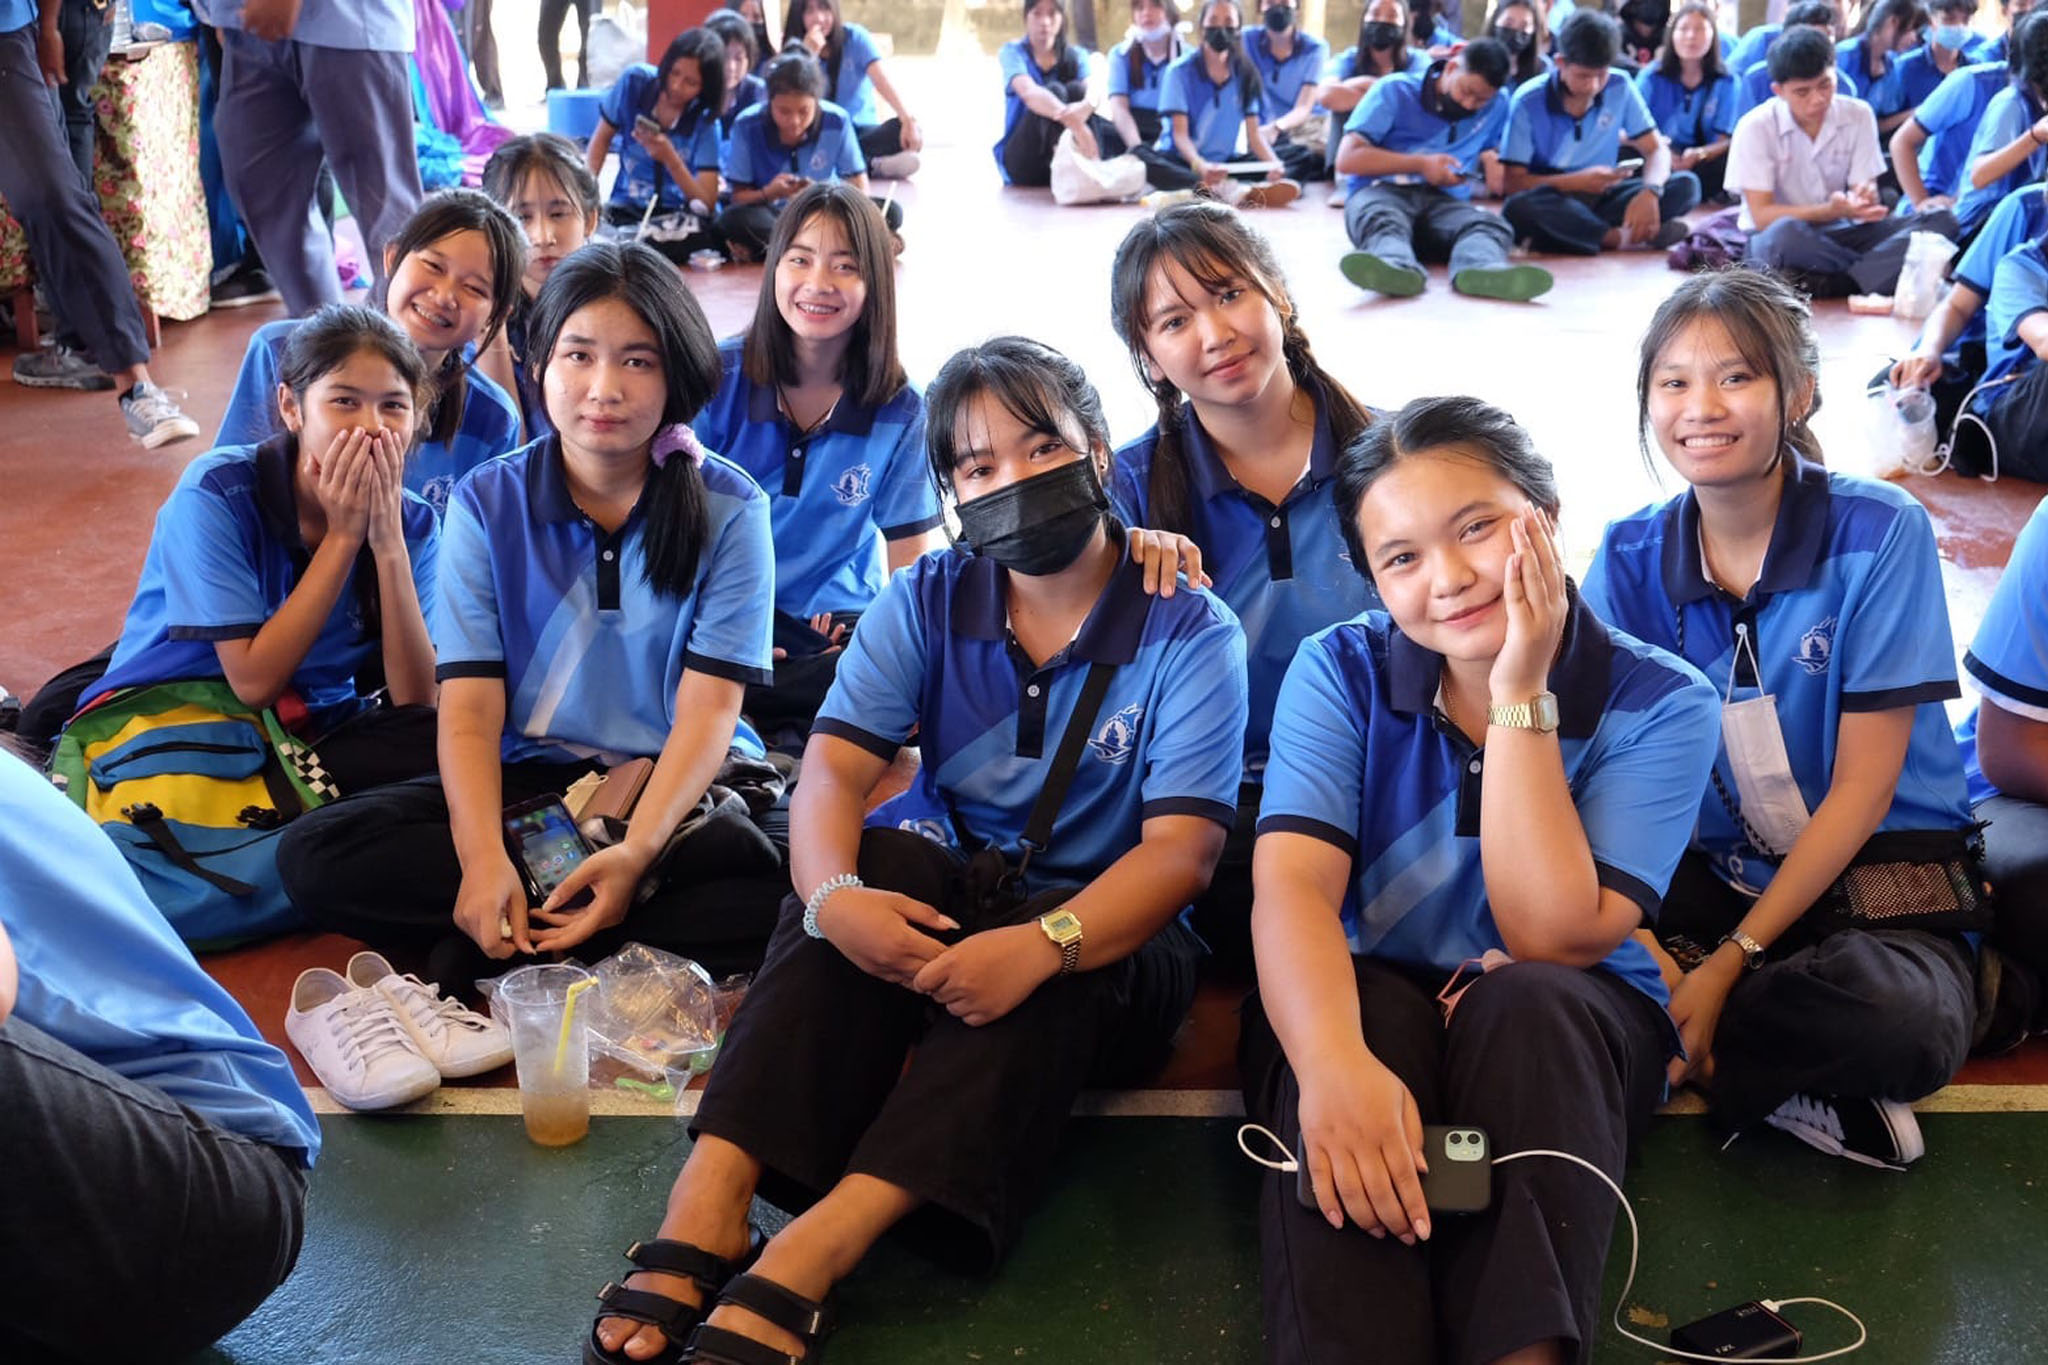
[
  {"xmin": 1892, "ymin": 230, "xmax": 1957, "ymax": 322},
  {"xmin": 584, "ymin": 13, "xmax": 646, "ymax": 92},
  {"xmin": 1050, "ymin": 130, "xmax": 1147, "ymax": 206},
  {"xmin": 1866, "ymin": 384, "xmax": 1938, "ymax": 478}
]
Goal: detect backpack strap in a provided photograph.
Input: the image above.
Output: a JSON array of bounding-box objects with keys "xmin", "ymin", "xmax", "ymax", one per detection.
[
  {"xmin": 120, "ymin": 803, "xmax": 261, "ymax": 897},
  {"xmin": 1012, "ymin": 660, "xmax": 1117, "ymax": 884}
]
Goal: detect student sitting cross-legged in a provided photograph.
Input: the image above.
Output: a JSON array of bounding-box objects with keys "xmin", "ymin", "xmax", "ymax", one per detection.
[
  {"xmin": 583, "ymin": 335, "xmax": 1247, "ymax": 1365},
  {"xmin": 1500, "ymin": 9, "xmax": 1702, "ymax": 256},
  {"xmin": 278, "ymin": 242, "xmax": 790, "ymax": 982},
  {"xmin": 1241, "ymin": 395, "xmax": 1719, "ymax": 1365},
  {"xmin": 1728, "ymin": 26, "xmax": 1959, "ymax": 295},
  {"xmin": 1634, "ymin": 3, "xmax": 1738, "ymax": 202},
  {"xmin": 1335, "ymin": 37, "xmax": 1556, "ymax": 302}
]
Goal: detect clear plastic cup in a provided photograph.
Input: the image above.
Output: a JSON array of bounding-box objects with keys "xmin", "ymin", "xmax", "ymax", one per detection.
[
  {"xmin": 1890, "ymin": 386, "xmax": 1938, "ymax": 472},
  {"xmin": 497, "ymin": 963, "xmax": 595, "ymax": 1147}
]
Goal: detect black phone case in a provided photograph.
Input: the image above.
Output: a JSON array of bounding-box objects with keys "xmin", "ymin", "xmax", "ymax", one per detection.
[
  {"xmin": 1294, "ymin": 1125, "xmax": 1493, "ymax": 1217},
  {"xmin": 501, "ymin": 795, "xmax": 593, "ymax": 908}
]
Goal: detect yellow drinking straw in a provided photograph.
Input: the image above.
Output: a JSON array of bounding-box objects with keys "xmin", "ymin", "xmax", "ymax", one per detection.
[{"xmin": 553, "ymin": 977, "xmax": 596, "ymax": 1077}]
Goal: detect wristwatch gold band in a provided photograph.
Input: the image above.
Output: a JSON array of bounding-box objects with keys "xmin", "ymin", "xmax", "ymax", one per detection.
[
  {"xmin": 1487, "ymin": 691, "xmax": 1560, "ymax": 733},
  {"xmin": 1039, "ymin": 909, "xmax": 1083, "ymax": 975}
]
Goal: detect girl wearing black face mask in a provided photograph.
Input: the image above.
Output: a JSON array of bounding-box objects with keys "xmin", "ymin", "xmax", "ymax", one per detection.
[
  {"xmin": 585, "ymin": 334, "xmax": 1248, "ymax": 1365},
  {"xmin": 1318, "ymin": 0, "xmax": 1425, "ymax": 119},
  {"xmin": 1487, "ymin": 0, "xmax": 1554, "ymax": 87},
  {"xmin": 1246, "ymin": 0, "xmax": 1335, "ymax": 181},
  {"xmin": 1128, "ymin": 0, "xmax": 1303, "ymax": 203}
]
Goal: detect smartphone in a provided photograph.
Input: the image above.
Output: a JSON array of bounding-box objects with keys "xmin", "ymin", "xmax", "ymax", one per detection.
[
  {"xmin": 634, "ymin": 113, "xmax": 665, "ymax": 136},
  {"xmin": 1294, "ymin": 1125, "xmax": 1493, "ymax": 1218},
  {"xmin": 501, "ymin": 795, "xmax": 594, "ymax": 907}
]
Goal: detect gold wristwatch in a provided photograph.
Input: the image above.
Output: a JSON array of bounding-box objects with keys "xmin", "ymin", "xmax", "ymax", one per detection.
[
  {"xmin": 1487, "ymin": 691, "xmax": 1560, "ymax": 733},
  {"xmin": 1039, "ymin": 908, "xmax": 1083, "ymax": 974}
]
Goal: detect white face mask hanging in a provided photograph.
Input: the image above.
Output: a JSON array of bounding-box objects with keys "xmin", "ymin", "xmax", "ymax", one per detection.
[{"xmin": 1718, "ymin": 621, "xmax": 1811, "ymax": 856}]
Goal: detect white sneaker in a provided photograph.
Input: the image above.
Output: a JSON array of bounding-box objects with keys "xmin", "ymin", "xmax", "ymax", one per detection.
[
  {"xmin": 347, "ymin": 951, "xmax": 514, "ymax": 1079},
  {"xmin": 1764, "ymin": 1092, "xmax": 1924, "ymax": 1170},
  {"xmin": 284, "ymin": 967, "xmax": 441, "ymax": 1111},
  {"xmin": 868, "ymin": 150, "xmax": 920, "ymax": 179}
]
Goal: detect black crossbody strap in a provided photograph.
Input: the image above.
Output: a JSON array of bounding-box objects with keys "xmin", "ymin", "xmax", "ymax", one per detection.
[
  {"xmin": 1014, "ymin": 661, "xmax": 1118, "ymax": 879},
  {"xmin": 122, "ymin": 805, "xmax": 260, "ymax": 897}
]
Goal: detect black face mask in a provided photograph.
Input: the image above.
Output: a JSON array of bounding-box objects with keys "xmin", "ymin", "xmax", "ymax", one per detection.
[
  {"xmin": 1495, "ymin": 25, "xmax": 1533, "ymax": 53},
  {"xmin": 1204, "ymin": 24, "xmax": 1237, "ymax": 51},
  {"xmin": 1264, "ymin": 4, "xmax": 1296, "ymax": 30},
  {"xmin": 954, "ymin": 459, "xmax": 1110, "ymax": 577},
  {"xmin": 1362, "ymin": 19, "xmax": 1404, "ymax": 49},
  {"xmin": 1421, "ymin": 68, "xmax": 1483, "ymax": 119}
]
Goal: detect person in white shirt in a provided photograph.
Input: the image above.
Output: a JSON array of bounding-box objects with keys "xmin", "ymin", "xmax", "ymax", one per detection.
[{"xmin": 1727, "ymin": 25, "xmax": 1958, "ymax": 293}]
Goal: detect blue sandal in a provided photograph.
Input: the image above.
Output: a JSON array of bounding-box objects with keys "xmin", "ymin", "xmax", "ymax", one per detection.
[
  {"xmin": 680, "ymin": 1271, "xmax": 834, "ymax": 1364},
  {"xmin": 584, "ymin": 1229, "xmax": 764, "ymax": 1365}
]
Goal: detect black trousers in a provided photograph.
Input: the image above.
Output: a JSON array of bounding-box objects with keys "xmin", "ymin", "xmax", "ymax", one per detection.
[
  {"xmin": 1975, "ymin": 356, "xmax": 2048, "ymax": 483},
  {"xmin": 715, "ymin": 194, "xmax": 904, "ymax": 260},
  {"xmin": 275, "ymin": 756, "xmax": 790, "ymax": 980},
  {"xmin": 691, "ymin": 827, "xmax": 1201, "ymax": 1269},
  {"xmin": 603, "ymin": 202, "xmax": 721, "ymax": 264},
  {"xmin": 1656, "ymin": 851, "xmax": 1976, "ymax": 1131},
  {"xmin": 1001, "ymin": 78, "xmax": 1087, "ymax": 188},
  {"xmin": 1187, "ymin": 778, "xmax": 1258, "ymax": 980},
  {"xmin": 855, "ymin": 118, "xmax": 904, "ymax": 163},
  {"xmin": 1239, "ymin": 958, "xmax": 1669, "ymax": 1365},
  {"xmin": 0, "ymin": 1017, "xmax": 308, "ymax": 1364},
  {"xmin": 537, "ymin": 0, "xmax": 596, "ymax": 90},
  {"xmin": 742, "ymin": 609, "xmax": 858, "ymax": 743},
  {"xmin": 1979, "ymin": 794, "xmax": 2048, "ymax": 1027}
]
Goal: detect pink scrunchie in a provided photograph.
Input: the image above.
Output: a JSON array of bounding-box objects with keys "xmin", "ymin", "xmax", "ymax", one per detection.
[{"xmin": 651, "ymin": 423, "xmax": 707, "ymax": 470}]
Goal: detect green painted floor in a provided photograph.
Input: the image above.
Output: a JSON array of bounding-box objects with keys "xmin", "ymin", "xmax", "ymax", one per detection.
[{"xmin": 191, "ymin": 1114, "xmax": 2048, "ymax": 1364}]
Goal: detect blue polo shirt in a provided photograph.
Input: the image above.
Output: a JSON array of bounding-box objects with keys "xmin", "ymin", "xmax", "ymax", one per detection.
[
  {"xmin": 821, "ymin": 22, "xmax": 885, "ymax": 125},
  {"xmin": 600, "ymin": 65, "xmax": 723, "ymax": 212},
  {"xmin": 1109, "ymin": 394, "xmax": 1380, "ymax": 779},
  {"xmin": 1945, "ymin": 185, "xmax": 2044, "ymax": 355},
  {"xmin": 1735, "ymin": 57, "xmax": 1859, "ymax": 119},
  {"xmin": 722, "ymin": 98, "xmax": 866, "ymax": 196},
  {"xmin": 995, "ymin": 38, "xmax": 1094, "ymax": 176},
  {"xmin": 433, "ymin": 438, "xmax": 775, "ymax": 766},
  {"xmin": 1247, "ymin": 27, "xmax": 1331, "ymax": 121},
  {"xmin": 1108, "ymin": 36, "xmax": 1184, "ymax": 111},
  {"xmin": 1635, "ymin": 67, "xmax": 1737, "ymax": 148},
  {"xmin": 1729, "ymin": 22, "xmax": 1781, "ymax": 75},
  {"xmin": 0, "ymin": 0, "xmax": 32, "ymax": 30},
  {"xmin": 721, "ymin": 73, "xmax": 767, "ymax": 136},
  {"xmin": 1908, "ymin": 61, "xmax": 2006, "ymax": 199},
  {"xmin": 1978, "ymin": 240, "xmax": 2048, "ymax": 412},
  {"xmin": 1582, "ymin": 460, "xmax": 1973, "ymax": 897},
  {"xmin": 1895, "ymin": 41, "xmax": 1992, "ymax": 111},
  {"xmin": 217, "ymin": 320, "xmax": 522, "ymax": 517},
  {"xmin": 1158, "ymin": 50, "xmax": 1261, "ymax": 160},
  {"xmin": 1500, "ymin": 68, "xmax": 1655, "ymax": 172},
  {"xmin": 1956, "ymin": 83, "xmax": 2047, "ymax": 234},
  {"xmin": 83, "ymin": 439, "xmax": 439, "ymax": 736},
  {"xmin": 1956, "ymin": 495, "xmax": 2048, "ymax": 804},
  {"xmin": 815, "ymin": 549, "xmax": 1247, "ymax": 894},
  {"xmin": 0, "ymin": 758, "xmax": 322, "ymax": 1163},
  {"xmin": 1837, "ymin": 35, "xmax": 1910, "ymax": 119},
  {"xmin": 1342, "ymin": 67, "xmax": 1510, "ymax": 199},
  {"xmin": 690, "ymin": 338, "xmax": 941, "ymax": 619},
  {"xmin": 194, "ymin": 0, "xmax": 410, "ymax": 51},
  {"xmin": 1257, "ymin": 591, "xmax": 1718, "ymax": 1015}
]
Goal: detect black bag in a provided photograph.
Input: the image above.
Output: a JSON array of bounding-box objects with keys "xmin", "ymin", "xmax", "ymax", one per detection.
[{"xmin": 1809, "ymin": 827, "xmax": 1997, "ymax": 938}]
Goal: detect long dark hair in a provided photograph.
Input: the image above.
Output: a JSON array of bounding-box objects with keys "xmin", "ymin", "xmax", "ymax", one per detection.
[
  {"xmin": 1351, "ymin": 0, "xmax": 1413, "ymax": 75},
  {"xmin": 1333, "ymin": 395, "xmax": 1560, "ymax": 584},
  {"xmin": 1636, "ymin": 267, "xmax": 1824, "ymax": 474},
  {"xmin": 785, "ymin": 0, "xmax": 848, "ymax": 84},
  {"xmin": 743, "ymin": 181, "xmax": 906, "ymax": 408},
  {"xmin": 1486, "ymin": 0, "xmax": 1544, "ymax": 85},
  {"xmin": 1656, "ymin": 2, "xmax": 1728, "ymax": 81},
  {"xmin": 1127, "ymin": 0, "xmax": 1185, "ymax": 92},
  {"xmin": 381, "ymin": 189, "xmax": 526, "ymax": 448},
  {"xmin": 1109, "ymin": 201, "xmax": 1373, "ymax": 536},
  {"xmin": 707, "ymin": 9, "xmax": 761, "ymax": 74},
  {"xmin": 653, "ymin": 27, "xmax": 729, "ymax": 130},
  {"xmin": 1195, "ymin": 0, "xmax": 1264, "ymax": 103},
  {"xmin": 723, "ymin": 0, "xmax": 774, "ymax": 64},
  {"xmin": 1849, "ymin": 0, "xmax": 1927, "ymax": 40},
  {"xmin": 925, "ymin": 336, "xmax": 1111, "ymax": 496},
  {"xmin": 528, "ymin": 242, "xmax": 724, "ymax": 598},
  {"xmin": 1023, "ymin": 0, "xmax": 1084, "ymax": 78}
]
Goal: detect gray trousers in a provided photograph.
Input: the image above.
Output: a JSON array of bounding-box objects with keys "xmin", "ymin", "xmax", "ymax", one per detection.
[
  {"xmin": 0, "ymin": 21, "xmax": 150, "ymax": 372},
  {"xmin": 1745, "ymin": 208, "xmax": 1958, "ymax": 297},
  {"xmin": 1344, "ymin": 181, "xmax": 1512, "ymax": 276},
  {"xmin": 214, "ymin": 28, "xmax": 422, "ymax": 315},
  {"xmin": 0, "ymin": 1016, "xmax": 308, "ymax": 1362}
]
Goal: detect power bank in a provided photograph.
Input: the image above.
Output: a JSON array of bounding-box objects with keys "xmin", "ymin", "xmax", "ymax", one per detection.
[{"xmin": 1669, "ymin": 1301, "xmax": 1802, "ymax": 1359}]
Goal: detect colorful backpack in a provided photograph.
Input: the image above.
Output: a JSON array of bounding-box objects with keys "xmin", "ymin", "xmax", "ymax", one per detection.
[{"xmin": 49, "ymin": 679, "xmax": 338, "ymax": 949}]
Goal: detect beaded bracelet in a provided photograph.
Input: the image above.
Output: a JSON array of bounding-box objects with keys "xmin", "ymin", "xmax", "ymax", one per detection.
[{"xmin": 802, "ymin": 872, "xmax": 863, "ymax": 938}]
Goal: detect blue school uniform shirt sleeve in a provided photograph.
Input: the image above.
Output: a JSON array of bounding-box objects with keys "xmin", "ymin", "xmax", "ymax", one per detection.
[
  {"xmin": 723, "ymin": 107, "xmax": 768, "ymax": 185},
  {"xmin": 813, "ymin": 557, "xmax": 929, "ymax": 754},
  {"xmin": 431, "ymin": 482, "xmax": 504, "ymax": 672},
  {"xmin": 685, "ymin": 458, "xmax": 779, "ymax": 680},
  {"xmin": 828, "ymin": 101, "xmax": 867, "ymax": 177},
  {"xmin": 159, "ymin": 464, "xmax": 275, "ymax": 639},
  {"xmin": 1957, "ymin": 85, "xmax": 2046, "ymax": 231},
  {"xmin": 1257, "ymin": 625, "xmax": 1371, "ymax": 853},
  {"xmin": 1499, "ymin": 78, "xmax": 1541, "ymax": 164},
  {"xmin": 216, "ymin": 320, "xmax": 292, "ymax": 448},
  {"xmin": 1980, "ymin": 243, "xmax": 2048, "ymax": 396},
  {"xmin": 1958, "ymin": 497, "xmax": 2048, "ymax": 802},
  {"xmin": 409, "ymin": 367, "xmax": 522, "ymax": 516},
  {"xmin": 1137, "ymin": 594, "xmax": 1249, "ymax": 823},
  {"xmin": 999, "ymin": 36, "xmax": 1033, "ymax": 87},
  {"xmin": 834, "ymin": 22, "xmax": 883, "ymax": 124}
]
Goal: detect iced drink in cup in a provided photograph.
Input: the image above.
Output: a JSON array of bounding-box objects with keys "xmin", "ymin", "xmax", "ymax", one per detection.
[{"xmin": 498, "ymin": 963, "xmax": 595, "ymax": 1146}]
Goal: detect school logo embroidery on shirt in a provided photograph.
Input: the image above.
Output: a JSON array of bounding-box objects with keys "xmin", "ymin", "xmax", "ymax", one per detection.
[
  {"xmin": 833, "ymin": 463, "xmax": 873, "ymax": 506},
  {"xmin": 420, "ymin": 474, "xmax": 455, "ymax": 516},
  {"xmin": 1088, "ymin": 703, "xmax": 1144, "ymax": 765},
  {"xmin": 898, "ymin": 816, "xmax": 954, "ymax": 845},
  {"xmin": 1794, "ymin": 616, "xmax": 1836, "ymax": 676}
]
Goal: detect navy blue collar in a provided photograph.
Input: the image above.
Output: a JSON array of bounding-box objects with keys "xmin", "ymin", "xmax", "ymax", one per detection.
[
  {"xmin": 254, "ymin": 435, "xmax": 306, "ymax": 551},
  {"xmin": 743, "ymin": 371, "xmax": 880, "ymax": 437},
  {"xmin": 949, "ymin": 532, "xmax": 1149, "ymax": 667},
  {"xmin": 1660, "ymin": 454, "xmax": 1830, "ymax": 606},
  {"xmin": 1385, "ymin": 581, "xmax": 1612, "ymax": 739},
  {"xmin": 525, "ymin": 436, "xmax": 648, "ymax": 532},
  {"xmin": 1179, "ymin": 385, "xmax": 1338, "ymax": 505}
]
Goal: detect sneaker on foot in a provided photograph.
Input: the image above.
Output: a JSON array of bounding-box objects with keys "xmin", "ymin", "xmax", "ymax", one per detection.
[
  {"xmin": 1340, "ymin": 250, "xmax": 1427, "ymax": 297},
  {"xmin": 1452, "ymin": 263, "xmax": 1555, "ymax": 302},
  {"xmin": 1236, "ymin": 178, "xmax": 1301, "ymax": 209},
  {"xmin": 1764, "ymin": 1093, "xmax": 1924, "ymax": 1169},
  {"xmin": 868, "ymin": 150, "xmax": 921, "ymax": 179},
  {"xmin": 1636, "ymin": 218, "xmax": 1690, "ymax": 250},
  {"xmin": 12, "ymin": 344, "xmax": 114, "ymax": 391},
  {"xmin": 285, "ymin": 967, "xmax": 442, "ymax": 1110},
  {"xmin": 210, "ymin": 265, "xmax": 281, "ymax": 309},
  {"xmin": 346, "ymin": 951, "xmax": 515, "ymax": 1078},
  {"xmin": 120, "ymin": 381, "xmax": 201, "ymax": 449}
]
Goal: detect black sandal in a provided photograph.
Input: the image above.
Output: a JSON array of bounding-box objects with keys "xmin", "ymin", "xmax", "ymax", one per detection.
[
  {"xmin": 584, "ymin": 1229, "xmax": 765, "ymax": 1365},
  {"xmin": 680, "ymin": 1271, "xmax": 834, "ymax": 1364}
]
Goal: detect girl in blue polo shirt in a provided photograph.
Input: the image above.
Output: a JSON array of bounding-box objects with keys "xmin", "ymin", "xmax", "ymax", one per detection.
[
  {"xmin": 585, "ymin": 29, "xmax": 728, "ymax": 263},
  {"xmin": 1108, "ymin": 201, "xmax": 1378, "ymax": 972},
  {"xmin": 278, "ymin": 242, "xmax": 786, "ymax": 980},
  {"xmin": 1583, "ymin": 269, "xmax": 1984, "ymax": 1169},
  {"xmin": 1837, "ymin": 0, "xmax": 1927, "ymax": 135},
  {"xmin": 1104, "ymin": 0, "xmax": 1188, "ymax": 153},
  {"xmin": 708, "ymin": 10, "xmax": 769, "ymax": 134},
  {"xmin": 217, "ymin": 190, "xmax": 527, "ymax": 517},
  {"xmin": 786, "ymin": 0, "xmax": 925, "ymax": 176},
  {"xmin": 993, "ymin": 0, "xmax": 1100, "ymax": 187},
  {"xmin": 1321, "ymin": 0, "xmax": 1431, "ymax": 119},
  {"xmin": 587, "ymin": 334, "xmax": 1247, "ymax": 1365},
  {"xmin": 1135, "ymin": 0, "xmax": 1303, "ymax": 205},
  {"xmin": 478, "ymin": 134, "xmax": 601, "ymax": 444},
  {"xmin": 1486, "ymin": 0, "xmax": 1553, "ymax": 88},
  {"xmin": 1636, "ymin": 3, "xmax": 1737, "ymax": 200},
  {"xmin": 1241, "ymin": 395, "xmax": 1718, "ymax": 1364},
  {"xmin": 692, "ymin": 183, "xmax": 945, "ymax": 743},
  {"xmin": 82, "ymin": 305, "xmax": 440, "ymax": 787}
]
